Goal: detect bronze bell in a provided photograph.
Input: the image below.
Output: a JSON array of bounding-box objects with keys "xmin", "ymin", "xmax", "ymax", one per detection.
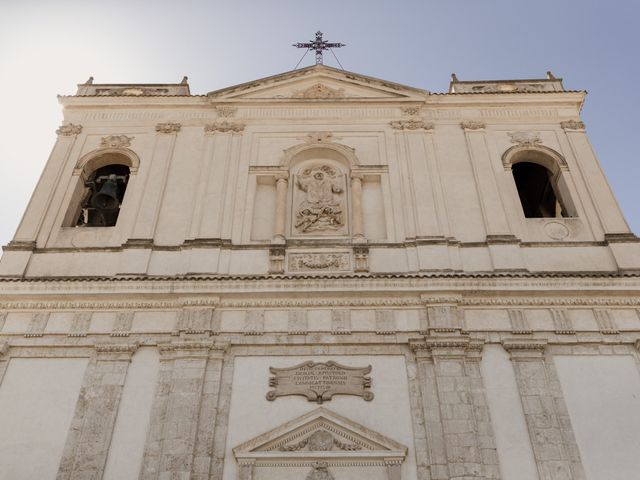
[{"xmin": 91, "ymin": 174, "xmax": 120, "ymax": 211}]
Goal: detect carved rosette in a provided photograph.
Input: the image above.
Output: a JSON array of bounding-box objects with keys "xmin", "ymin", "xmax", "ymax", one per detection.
[
  {"xmin": 560, "ymin": 120, "xmax": 586, "ymax": 131},
  {"xmin": 56, "ymin": 124, "xmax": 83, "ymax": 136},
  {"xmin": 204, "ymin": 121, "xmax": 245, "ymax": 134},
  {"xmin": 461, "ymin": 120, "xmax": 485, "ymax": 130},
  {"xmin": 100, "ymin": 135, "xmax": 133, "ymax": 148},
  {"xmin": 390, "ymin": 120, "xmax": 434, "ymax": 131},
  {"xmin": 155, "ymin": 122, "xmax": 182, "ymax": 134}
]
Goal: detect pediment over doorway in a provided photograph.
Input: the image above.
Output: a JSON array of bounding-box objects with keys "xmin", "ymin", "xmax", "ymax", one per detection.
[{"xmin": 233, "ymin": 407, "xmax": 407, "ymax": 479}]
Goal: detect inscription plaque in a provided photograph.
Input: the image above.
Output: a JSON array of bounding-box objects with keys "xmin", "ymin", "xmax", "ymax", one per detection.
[{"xmin": 266, "ymin": 361, "xmax": 373, "ymax": 404}]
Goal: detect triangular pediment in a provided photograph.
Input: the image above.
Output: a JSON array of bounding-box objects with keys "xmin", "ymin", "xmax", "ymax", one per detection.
[
  {"xmin": 233, "ymin": 407, "xmax": 407, "ymax": 465},
  {"xmin": 207, "ymin": 65, "xmax": 428, "ymax": 101}
]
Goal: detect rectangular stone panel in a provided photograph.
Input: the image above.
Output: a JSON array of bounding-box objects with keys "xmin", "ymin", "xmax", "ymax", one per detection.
[{"xmin": 0, "ymin": 358, "xmax": 88, "ymax": 480}]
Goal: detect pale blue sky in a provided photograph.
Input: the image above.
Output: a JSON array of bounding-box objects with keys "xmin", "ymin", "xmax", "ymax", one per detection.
[{"xmin": 1, "ymin": 0, "xmax": 638, "ymax": 246}]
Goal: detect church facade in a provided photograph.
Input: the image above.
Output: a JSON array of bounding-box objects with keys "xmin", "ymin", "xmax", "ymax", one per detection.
[{"xmin": 1, "ymin": 65, "xmax": 639, "ymax": 480}]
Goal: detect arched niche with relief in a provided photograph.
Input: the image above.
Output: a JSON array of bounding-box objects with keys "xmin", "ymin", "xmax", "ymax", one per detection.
[{"xmin": 289, "ymin": 156, "xmax": 350, "ymax": 238}]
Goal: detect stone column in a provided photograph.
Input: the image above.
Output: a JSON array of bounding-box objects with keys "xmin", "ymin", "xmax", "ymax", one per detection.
[
  {"xmin": 57, "ymin": 343, "xmax": 138, "ymax": 480},
  {"xmin": 273, "ymin": 173, "xmax": 289, "ymax": 242},
  {"xmin": 502, "ymin": 339, "xmax": 586, "ymax": 480},
  {"xmin": 350, "ymin": 172, "xmax": 365, "ymax": 241},
  {"xmin": 140, "ymin": 341, "xmax": 224, "ymax": 480}
]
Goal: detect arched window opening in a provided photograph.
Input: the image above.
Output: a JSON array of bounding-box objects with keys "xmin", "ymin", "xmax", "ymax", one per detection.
[
  {"xmin": 76, "ymin": 164, "xmax": 130, "ymax": 227},
  {"xmin": 512, "ymin": 162, "xmax": 568, "ymax": 218}
]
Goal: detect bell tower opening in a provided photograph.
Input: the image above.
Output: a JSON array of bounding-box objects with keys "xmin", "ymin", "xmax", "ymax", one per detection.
[{"xmin": 76, "ymin": 164, "xmax": 130, "ymax": 227}]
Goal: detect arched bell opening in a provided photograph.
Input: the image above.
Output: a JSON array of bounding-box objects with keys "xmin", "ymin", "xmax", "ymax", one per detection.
[
  {"xmin": 512, "ymin": 162, "xmax": 567, "ymax": 218},
  {"xmin": 75, "ymin": 164, "xmax": 130, "ymax": 227},
  {"xmin": 503, "ymin": 145, "xmax": 577, "ymax": 219}
]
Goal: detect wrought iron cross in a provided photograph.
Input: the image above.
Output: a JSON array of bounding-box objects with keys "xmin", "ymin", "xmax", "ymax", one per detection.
[{"xmin": 293, "ymin": 31, "xmax": 345, "ymax": 65}]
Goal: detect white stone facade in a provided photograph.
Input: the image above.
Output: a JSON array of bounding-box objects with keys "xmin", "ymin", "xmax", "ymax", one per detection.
[{"xmin": 1, "ymin": 65, "xmax": 640, "ymax": 479}]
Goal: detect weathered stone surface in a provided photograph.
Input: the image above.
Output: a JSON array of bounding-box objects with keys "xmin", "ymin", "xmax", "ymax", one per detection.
[{"xmin": 3, "ymin": 65, "xmax": 640, "ymax": 480}]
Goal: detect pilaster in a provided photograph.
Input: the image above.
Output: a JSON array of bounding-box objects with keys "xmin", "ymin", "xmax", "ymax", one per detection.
[
  {"xmin": 502, "ymin": 339, "xmax": 585, "ymax": 480},
  {"xmin": 0, "ymin": 341, "xmax": 9, "ymax": 386},
  {"xmin": 15, "ymin": 124, "xmax": 82, "ymax": 245},
  {"xmin": 561, "ymin": 121, "xmax": 629, "ymax": 234},
  {"xmin": 427, "ymin": 335, "xmax": 498, "ymax": 480},
  {"xmin": 140, "ymin": 341, "xmax": 226, "ymax": 480},
  {"xmin": 409, "ymin": 340, "xmax": 448, "ymax": 480},
  {"xmin": 56, "ymin": 342, "xmax": 138, "ymax": 480},
  {"xmin": 460, "ymin": 121, "xmax": 511, "ymax": 237},
  {"xmin": 130, "ymin": 123, "xmax": 181, "ymax": 241}
]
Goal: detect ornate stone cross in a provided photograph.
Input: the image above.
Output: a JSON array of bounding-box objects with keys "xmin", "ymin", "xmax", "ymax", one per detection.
[{"xmin": 293, "ymin": 31, "xmax": 345, "ymax": 65}]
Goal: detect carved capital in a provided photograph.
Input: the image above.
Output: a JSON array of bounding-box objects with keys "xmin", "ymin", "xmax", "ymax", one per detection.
[
  {"xmin": 155, "ymin": 122, "xmax": 182, "ymax": 134},
  {"xmin": 158, "ymin": 340, "xmax": 225, "ymax": 359},
  {"xmin": 275, "ymin": 173, "xmax": 289, "ymax": 183},
  {"xmin": 426, "ymin": 335, "xmax": 471, "ymax": 357},
  {"xmin": 94, "ymin": 342, "xmax": 139, "ymax": 360},
  {"xmin": 204, "ymin": 121, "xmax": 245, "ymax": 134},
  {"xmin": 0, "ymin": 341, "xmax": 9, "ymax": 358},
  {"xmin": 461, "ymin": 120, "xmax": 485, "ymax": 130},
  {"xmin": 350, "ymin": 171, "xmax": 364, "ymax": 182},
  {"xmin": 502, "ymin": 338, "xmax": 547, "ymax": 360},
  {"xmin": 100, "ymin": 135, "xmax": 133, "ymax": 149},
  {"xmin": 560, "ymin": 120, "xmax": 586, "ymax": 131},
  {"xmin": 408, "ymin": 338, "xmax": 430, "ymax": 358},
  {"xmin": 56, "ymin": 123, "xmax": 83, "ymax": 136},
  {"xmin": 390, "ymin": 120, "xmax": 434, "ymax": 131}
]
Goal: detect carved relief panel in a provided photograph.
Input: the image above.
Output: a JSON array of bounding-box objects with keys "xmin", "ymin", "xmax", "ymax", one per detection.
[{"xmin": 291, "ymin": 162, "xmax": 349, "ymax": 237}]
